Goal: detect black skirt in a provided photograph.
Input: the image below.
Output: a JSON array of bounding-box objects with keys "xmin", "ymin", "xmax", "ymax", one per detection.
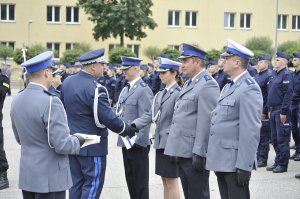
[{"xmin": 155, "ymin": 149, "xmax": 179, "ymax": 178}]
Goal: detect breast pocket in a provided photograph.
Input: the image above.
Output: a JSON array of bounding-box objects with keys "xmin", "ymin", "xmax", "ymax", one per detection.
[
  {"xmin": 124, "ymin": 100, "xmax": 137, "ymax": 115},
  {"xmin": 181, "ymin": 94, "xmax": 196, "ymax": 112},
  {"xmin": 219, "ymin": 99, "xmax": 235, "ymax": 117}
]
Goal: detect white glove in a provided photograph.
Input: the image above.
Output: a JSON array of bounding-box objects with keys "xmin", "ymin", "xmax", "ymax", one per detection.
[{"xmin": 73, "ymin": 133, "xmax": 101, "ymax": 148}]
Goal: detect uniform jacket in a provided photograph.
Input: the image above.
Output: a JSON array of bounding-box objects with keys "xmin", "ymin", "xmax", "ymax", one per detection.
[
  {"xmin": 61, "ymin": 70, "xmax": 129, "ymax": 156},
  {"xmin": 10, "ymin": 83, "xmax": 81, "ymax": 192},
  {"xmin": 132, "ymin": 83, "xmax": 181, "ymax": 149},
  {"xmin": 215, "ymin": 69, "xmax": 231, "ymax": 90},
  {"xmin": 117, "ymin": 78, "xmax": 153, "ymax": 147},
  {"xmin": 254, "ymin": 69, "xmax": 271, "ymax": 115},
  {"xmin": 206, "ymin": 72, "xmax": 263, "ymax": 172},
  {"xmin": 150, "ymin": 71, "xmax": 162, "ymax": 95},
  {"xmin": 164, "ymin": 70, "xmax": 220, "ymax": 158},
  {"xmin": 292, "ymin": 70, "xmax": 300, "ymax": 102}
]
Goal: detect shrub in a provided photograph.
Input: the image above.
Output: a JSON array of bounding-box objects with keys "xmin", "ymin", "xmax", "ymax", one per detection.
[{"xmin": 109, "ymin": 47, "xmax": 136, "ymax": 64}]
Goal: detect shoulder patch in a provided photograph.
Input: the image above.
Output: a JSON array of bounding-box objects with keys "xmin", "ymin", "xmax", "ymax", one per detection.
[
  {"xmin": 204, "ymin": 75, "xmax": 212, "ymax": 81},
  {"xmin": 140, "ymin": 81, "xmax": 147, "ymax": 87},
  {"xmin": 44, "ymin": 89, "xmax": 56, "ymax": 96},
  {"xmin": 245, "ymin": 78, "xmax": 255, "ymax": 85}
]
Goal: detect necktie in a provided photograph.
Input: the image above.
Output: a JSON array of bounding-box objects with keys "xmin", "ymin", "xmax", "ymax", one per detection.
[
  {"xmin": 126, "ymin": 83, "xmax": 131, "ymax": 91},
  {"xmin": 161, "ymin": 89, "xmax": 167, "ymax": 100},
  {"xmin": 229, "ymin": 80, "xmax": 234, "ymax": 87},
  {"xmin": 187, "ymin": 79, "xmax": 192, "ymax": 87}
]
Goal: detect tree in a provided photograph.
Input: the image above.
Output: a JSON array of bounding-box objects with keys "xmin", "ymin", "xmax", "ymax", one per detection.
[
  {"xmin": 144, "ymin": 46, "xmax": 161, "ymax": 61},
  {"xmin": 206, "ymin": 49, "xmax": 222, "ymax": 61},
  {"xmin": 245, "ymin": 36, "xmax": 273, "ymax": 55},
  {"xmin": 0, "ymin": 45, "xmax": 14, "ymax": 64},
  {"xmin": 109, "ymin": 47, "xmax": 136, "ymax": 64},
  {"xmin": 13, "ymin": 44, "xmax": 47, "ymax": 65},
  {"xmin": 160, "ymin": 48, "xmax": 181, "ymax": 61},
  {"xmin": 277, "ymin": 40, "xmax": 300, "ymax": 55},
  {"xmin": 78, "ymin": 0, "xmax": 157, "ymax": 46},
  {"xmin": 61, "ymin": 43, "xmax": 92, "ymax": 64}
]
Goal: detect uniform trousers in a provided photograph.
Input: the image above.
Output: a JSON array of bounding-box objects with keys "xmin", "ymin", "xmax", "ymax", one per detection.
[
  {"xmin": 69, "ymin": 155, "xmax": 106, "ymax": 199},
  {"xmin": 215, "ymin": 172, "xmax": 250, "ymax": 199},
  {"xmin": 122, "ymin": 145, "xmax": 149, "ymax": 199},
  {"xmin": 257, "ymin": 120, "xmax": 270, "ymax": 162},
  {"xmin": 0, "ymin": 123, "xmax": 8, "ymax": 173},
  {"xmin": 291, "ymin": 103, "xmax": 300, "ymax": 154},
  {"xmin": 177, "ymin": 157, "xmax": 210, "ymax": 199},
  {"xmin": 22, "ymin": 190, "xmax": 65, "ymax": 199},
  {"xmin": 270, "ymin": 110, "xmax": 291, "ymax": 167}
]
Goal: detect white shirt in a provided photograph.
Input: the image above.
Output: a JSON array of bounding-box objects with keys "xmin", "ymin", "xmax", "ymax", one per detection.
[
  {"xmin": 128, "ymin": 77, "xmax": 141, "ymax": 91},
  {"xmin": 232, "ymin": 70, "xmax": 247, "ymax": 83},
  {"xmin": 165, "ymin": 82, "xmax": 176, "ymax": 91},
  {"xmin": 191, "ymin": 68, "xmax": 205, "ymax": 82}
]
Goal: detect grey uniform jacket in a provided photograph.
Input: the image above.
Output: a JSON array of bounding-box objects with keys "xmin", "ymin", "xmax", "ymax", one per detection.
[
  {"xmin": 132, "ymin": 83, "xmax": 181, "ymax": 149},
  {"xmin": 206, "ymin": 72, "xmax": 263, "ymax": 172},
  {"xmin": 10, "ymin": 83, "xmax": 80, "ymax": 193},
  {"xmin": 117, "ymin": 78, "xmax": 153, "ymax": 147},
  {"xmin": 164, "ymin": 70, "xmax": 220, "ymax": 158}
]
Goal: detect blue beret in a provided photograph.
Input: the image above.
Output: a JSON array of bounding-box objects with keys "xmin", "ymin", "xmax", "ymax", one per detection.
[
  {"xmin": 140, "ymin": 64, "xmax": 148, "ymax": 71},
  {"xmin": 78, "ymin": 48, "xmax": 108, "ymax": 65},
  {"xmin": 221, "ymin": 39, "xmax": 254, "ymax": 60},
  {"xmin": 258, "ymin": 54, "xmax": 272, "ymax": 61},
  {"xmin": 249, "ymin": 59, "xmax": 258, "ymax": 66},
  {"xmin": 21, "ymin": 51, "xmax": 54, "ymax": 73},
  {"xmin": 293, "ymin": 52, "xmax": 300, "ymax": 58},
  {"xmin": 157, "ymin": 57, "xmax": 181, "ymax": 72},
  {"xmin": 276, "ymin": 52, "xmax": 290, "ymax": 61},
  {"xmin": 120, "ymin": 56, "xmax": 142, "ymax": 69},
  {"xmin": 178, "ymin": 43, "xmax": 207, "ymax": 60}
]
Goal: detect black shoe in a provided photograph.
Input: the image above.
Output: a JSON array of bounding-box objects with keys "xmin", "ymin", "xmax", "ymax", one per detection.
[
  {"xmin": 295, "ymin": 173, "xmax": 300, "ymax": 179},
  {"xmin": 266, "ymin": 164, "xmax": 277, "ymax": 171},
  {"xmin": 294, "ymin": 154, "xmax": 300, "ymax": 161},
  {"xmin": 0, "ymin": 172, "xmax": 9, "ymax": 190},
  {"xmin": 258, "ymin": 160, "xmax": 267, "ymax": 167},
  {"xmin": 290, "ymin": 152, "xmax": 297, "ymax": 159},
  {"xmin": 273, "ymin": 165, "xmax": 287, "ymax": 173}
]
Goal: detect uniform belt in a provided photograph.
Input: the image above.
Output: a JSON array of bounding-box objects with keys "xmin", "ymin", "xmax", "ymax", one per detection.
[{"xmin": 269, "ymin": 106, "xmax": 281, "ymax": 111}]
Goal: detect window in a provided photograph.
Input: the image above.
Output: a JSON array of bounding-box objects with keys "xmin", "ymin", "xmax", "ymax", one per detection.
[
  {"xmin": 168, "ymin": 45, "xmax": 180, "ymax": 50},
  {"xmin": 168, "ymin": 11, "xmax": 180, "ymax": 27},
  {"xmin": 185, "ymin": 11, "xmax": 197, "ymax": 27},
  {"xmin": 47, "ymin": 6, "xmax": 60, "ymax": 23},
  {"xmin": 0, "ymin": 41, "xmax": 15, "ymax": 50},
  {"xmin": 240, "ymin": 13, "xmax": 251, "ymax": 29},
  {"xmin": 109, "ymin": 44, "xmax": 120, "ymax": 51},
  {"xmin": 127, "ymin": 45, "xmax": 139, "ymax": 57},
  {"xmin": 65, "ymin": 43, "xmax": 78, "ymax": 50},
  {"xmin": 292, "ymin": 15, "xmax": 300, "ymax": 31},
  {"xmin": 224, "ymin": 12, "xmax": 235, "ymax": 28},
  {"xmin": 66, "ymin": 7, "xmax": 79, "ymax": 23},
  {"xmin": 47, "ymin": 43, "xmax": 60, "ymax": 58},
  {"xmin": 0, "ymin": 4, "xmax": 15, "ymax": 21},
  {"xmin": 277, "ymin": 15, "xmax": 288, "ymax": 30}
]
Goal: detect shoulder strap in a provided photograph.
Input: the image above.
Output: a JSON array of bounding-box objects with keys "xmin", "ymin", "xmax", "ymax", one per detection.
[
  {"xmin": 47, "ymin": 96, "xmax": 54, "ymax": 148},
  {"xmin": 93, "ymin": 83, "xmax": 107, "ymax": 128}
]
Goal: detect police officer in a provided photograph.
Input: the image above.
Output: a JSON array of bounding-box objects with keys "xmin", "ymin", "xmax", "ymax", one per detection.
[
  {"xmin": 290, "ymin": 52, "xmax": 300, "ymax": 161},
  {"xmin": 248, "ymin": 59, "xmax": 258, "ymax": 77},
  {"xmin": 105, "ymin": 66, "xmax": 117, "ymax": 106},
  {"xmin": 254, "ymin": 54, "xmax": 273, "ymax": 167},
  {"xmin": 206, "ymin": 61, "xmax": 219, "ymax": 79},
  {"xmin": 164, "ymin": 43, "xmax": 220, "ymax": 199},
  {"xmin": 0, "ymin": 67, "xmax": 9, "ymax": 190},
  {"xmin": 61, "ymin": 48, "xmax": 136, "ymax": 199},
  {"xmin": 116, "ymin": 56, "xmax": 153, "ymax": 199},
  {"xmin": 215, "ymin": 55, "xmax": 231, "ymax": 90},
  {"xmin": 114, "ymin": 65, "xmax": 127, "ymax": 103},
  {"xmin": 10, "ymin": 51, "xmax": 91, "ymax": 199},
  {"xmin": 140, "ymin": 64, "xmax": 151, "ymax": 86},
  {"xmin": 150, "ymin": 58, "xmax": 162, "ymax": 95},
  {"xmin": 131, "ymin": 57, "xmax": 182, "ymax": 199},
  {"xmin": 48, "ymin": 68, "xmax": 63, "ymax": 99},
  {"xmin": 206, "ymin": 39, "xmax": 263, "ymax": 199},
  {"xmin": 266, "ymin": 52, "xmax": 293, "ymax": 173}
]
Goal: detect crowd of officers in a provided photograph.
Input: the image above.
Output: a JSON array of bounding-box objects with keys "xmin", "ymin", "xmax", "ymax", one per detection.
[{"xmin": 5, "ymin": 40, "xmax": 300, "ymax": 199}]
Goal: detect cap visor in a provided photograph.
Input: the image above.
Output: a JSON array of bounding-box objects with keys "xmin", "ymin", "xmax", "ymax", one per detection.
[
  {"xmin": 221, "ymin": 52, "xmax": 234, "ymax": 58},
  {"xmin": 157, "ymin": 68, "xmax": 170, "ymax": 72},
  {"xmin": 178, "ymin": 55, "xmax": 193, "ymax": 60},
  {"xmin": 120, "ymin": 66, "xmax": 131, "ymax": 70}
]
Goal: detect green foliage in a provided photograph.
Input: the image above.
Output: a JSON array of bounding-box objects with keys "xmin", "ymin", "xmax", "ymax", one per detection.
[
  {"xmin": 206, "ymin": 49, "xmax": 222, "ymax": 61},
  {"xmin": 61, "ymin": 43, "xmax": 92, "ymax": 64},
  {"xmin": 144, "ymin": 46, "xmax": 161, "ymax": 61},
  {"xmin": 160, "ymin": 48, "xmax": 181, "ymax": 61},
  {"xmin": 0, "ymin": 45, "xmax": 14, "ymax": 63},
  {"xmin": 109, "ymin": 47, "xmax": 136, "ymax": 64},
  {"xmin": 13, "ymin": 44, "xmax": 47, "ymax": 65},
  {"xmin": 245, "ymin": 36, "xmax": 273, "ymax": 54},
  {"xmin": 73, "ymin": 43, "xmax": 91, "ymax": 53},
  {"xmin": 78, "ymin": 0, "xmax": 157, "ymax": 46},
  {"xmin": 277, "ymin": 40, "xmax": 300, "ymax": 55}
]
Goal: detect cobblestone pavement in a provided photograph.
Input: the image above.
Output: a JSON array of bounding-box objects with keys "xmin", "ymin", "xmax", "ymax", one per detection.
[{"xmin": 0, "ymin": 89, "xmax": 299, "ymax": 199}]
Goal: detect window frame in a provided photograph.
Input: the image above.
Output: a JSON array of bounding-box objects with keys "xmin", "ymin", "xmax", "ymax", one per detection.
[
  {"xmin": 185, "ymin": 11, "xmax": 197, "ymax": 28},
  {"xmin": 0, "ymin": 4, "xmax": 15, "ymax": 22},
  {"xmin": 127, "ymin": 44, "xmax": 140, "ymax": 57},
  {"xmin": 277, "ymin": 14, "xmax": 288, "ymax": 31},
  {"xmin": 224, "ymin": 12, "xmax": 235, "ymax": 29},
  {"xmin": 168, "ymin": 10, "xmax": 180, "ymax": 27},
  {"xmin": 47, "ymin": 5, "xmax": 61, "ymax": 23},
  {"xmin": 0, "ymin": 41, "xmax": 15, "ymax": 51},
  {"xmin": 292, "ymin": 15, "xmax": 300, "ymax": 31},
  {"xmin": 240, "ymin": 13, "xmax": 252, "ymax": 29},
  {"xmin": 66, "ymin": 6, "xmax": 79, "ymax": 24},
  {"xmin": 46, "ymin": 42, "xmax": 60, "ymax": 58}
]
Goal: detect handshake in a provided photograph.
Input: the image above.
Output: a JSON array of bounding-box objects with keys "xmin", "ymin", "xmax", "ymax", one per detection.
[{"xmin": 119, "ymin": 123, "xmax": 139, "ymax": 138}]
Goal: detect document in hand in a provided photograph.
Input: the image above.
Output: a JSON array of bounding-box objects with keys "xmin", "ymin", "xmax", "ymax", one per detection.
[
  {"xmin": 73, "ymin": 133, "xmax": 101, "ymax": 148},
  {"xmin": 121, "ymin": 135, "xmax": 137, "ymax": 149}
]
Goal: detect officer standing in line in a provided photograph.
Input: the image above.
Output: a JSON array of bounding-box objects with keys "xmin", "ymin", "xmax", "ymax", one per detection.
[
  {"xmin": 215, "ymin": 55, "xmax": 231, "ymax": 90},
  {"xmin": 116, "ymin": 56, "xmax": 153, "ymax": 199},
  {"xmin": 131, "ymin": 57, "xmax": 183, "ymax": 199},
  {"xmin": 61, "ymin": 49, "xmax": 136, "ymax": 199},
  {"xmin": 206, "ymin": 61, "xmax": 219, "ymax": 79},
  {"xmin": 10, "ymin": 51, "xmax": 91, "ymax": 199},
  {"xmin": 0, "ymin": 66, "xmax": 10, "ymax": 190},
  {"xmin": 290, "ymin": 52, "xmax": 300, "ymax": 161},
  {"xmin": 248, "ymin": 59, "xmax": 258, "ymax": 77},
  {"xmin": 150, "ymin": 57, "xmax": 162, "ymax": 95},
  {"xmin": 140, "ymin": 64, "xmax": 151, "ymax": 86},
  {"xmin": 254, "ymin": 54, "xmax": 273, "ymax": 167},
  {"xmin": 48, "ymin": 68, "xmax": 63, "ymax": 99},
  {"xmin": 266, "ymin": 52, "xmax": 293, "ymax": 173},
  {"xmin": 105, "ymin": 66, "xmax": 117, "ymax": 106},
  {"xmin": 164, "ymin": 43, "xmax": 220, "ymax": 199},
  {"xmin": 206, "ymin": 39, "xmax": 263, "ymax": 199},
  {"xmin": 114, "ymin": 65, "xmax": 127, "ymax": 104}
]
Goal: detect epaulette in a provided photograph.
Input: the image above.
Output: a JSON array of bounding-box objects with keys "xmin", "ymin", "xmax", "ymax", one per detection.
[
  {"xmin": 140, "ymin": 81, "xmax": 147, "ymax": 87},
  {"xmin": 55, "ymin": 90, "xmax": 61, "ymax": 95},
  {"xmin": 44, "ymin": 89, "xmax": 56, "ymax": 96},
  {"xmin": 245, "ymin": 78, "xmax": 255, "ymax": 85},
  {"xmin": 204, "ymin": 75, "xmax": 212, "ymax": 81}
]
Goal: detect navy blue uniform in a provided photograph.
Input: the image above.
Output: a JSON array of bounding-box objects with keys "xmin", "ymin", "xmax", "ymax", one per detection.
[
  {"xmin": 142, "ymin": 75, "xmax": 151, "ymax": 86},
  {"xmin": 254, "ymin": 70, "xmax": 271, "ymax": 164},
  {"xmin": 215, "ymin": 69, "xmax": 231, "ymax": 90},
  {"xmin": 267, "ymin": 68, "xmax": 293, "ymax": 169},
  {"xmin": 291, "ymin": 70, "xmax": 300, "ymax": 156},
  {"xmin": 114, "ymin": 73, "xmax": 127, "ymax": 103},
  {"xmin": 149, "ymin": 71, "xmax": 162, "ymax": 95},
  {"xmin": 61, "ymin": 70, "xmax": 131, "ymax": 199},
  {"xmin": 105, "ymin": 77, "xmax": 116, "ymax": 106},
  {"xmin": 48, "ymin": 86, "xmax": 61, "ymax": 99},
  {"xmin": 98, "ymin": 75, "xmax": 106, "ymax": 86}
]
